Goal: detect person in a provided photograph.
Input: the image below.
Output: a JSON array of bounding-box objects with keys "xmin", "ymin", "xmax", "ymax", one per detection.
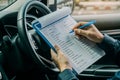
[{"xmin": 50, "ymin": 22, "xmax": 120, "ymax": 80}]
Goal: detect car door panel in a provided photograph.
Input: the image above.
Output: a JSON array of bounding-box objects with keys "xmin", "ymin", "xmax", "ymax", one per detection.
[
  {"xmin": 101, "ymin": 29, "xmax": 120, "ymax": 40},
  {"xmin": 73, "ymin": 13, "xmax": 120, "ymax": 30}
]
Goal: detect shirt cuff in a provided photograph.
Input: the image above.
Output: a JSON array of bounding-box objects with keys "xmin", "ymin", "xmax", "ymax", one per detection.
[{"xmin": 58, "ymin": 69, "xmax": 78, "ymax": 80}]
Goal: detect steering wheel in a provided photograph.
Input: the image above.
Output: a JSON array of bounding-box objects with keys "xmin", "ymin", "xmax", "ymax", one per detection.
[{"xmin": 17, "ymin": 0, "xmax": 58, "ymax": 71}]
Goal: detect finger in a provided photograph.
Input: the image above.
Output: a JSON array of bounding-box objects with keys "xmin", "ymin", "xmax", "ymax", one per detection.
[
  {"xmin": 50, "ymin": 49, "xmax": 57, "ymax": 61},
  {"xmin": 54, "ymin": 45, "xmax": 60, "ymax": 53},
  {"xmin": 74, "ymin": 29, "xmax": 88, "ymax": 37},
  {"xmin": 73, "ymin": 22, "xmax": 88, "ymax": 30},
  {"xmin": 54, "ymin": 45, "xmax": 64, "ymax": 57},
  {"xmin": 75, "ymin": 35, "xmax": 82, "ymax": 39}
]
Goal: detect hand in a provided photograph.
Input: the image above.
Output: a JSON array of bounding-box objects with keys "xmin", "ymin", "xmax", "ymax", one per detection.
[
  {"xmin": 51, "ymin": 45, "xmax": 72, "ymax": 72},
  {"xmin": 73, "ymin": 22, "xmax": 104, "ymax": 43}
]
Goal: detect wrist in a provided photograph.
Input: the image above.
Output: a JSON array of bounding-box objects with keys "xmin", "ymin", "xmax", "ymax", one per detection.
[
  {"xmin": 59, "ymin": 65, "xmax": 72, "ymax": 72},
  {"xmin": 96, "ymin": 33, "xmax": 104, "ymax": 43},
  {"xmin": 98, "ymin": 35, "xmax": 104, "ymax": 43}
]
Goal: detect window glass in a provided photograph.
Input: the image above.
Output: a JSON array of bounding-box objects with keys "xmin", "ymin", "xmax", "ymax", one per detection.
[
  {"xmin": 57, "ymin": 0, "xmax": 120, "ymax": 15},
  {"xmin": 0, "ymin": 0, "xmax": 17, "ymax": 10}
]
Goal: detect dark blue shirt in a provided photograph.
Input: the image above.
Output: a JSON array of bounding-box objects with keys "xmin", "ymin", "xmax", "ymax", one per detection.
[{"xmin": 58, "ymin": 34, "xmax": 120, "ymax": 80}]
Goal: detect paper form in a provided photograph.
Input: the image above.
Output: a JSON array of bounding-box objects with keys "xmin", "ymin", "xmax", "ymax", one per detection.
[{"xmin": 32, "ymin": 7, "xmax": 105, "ymax": 74}]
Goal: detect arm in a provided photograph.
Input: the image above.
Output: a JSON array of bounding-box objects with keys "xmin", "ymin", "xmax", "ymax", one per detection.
[
  {"xmin": 73, "ymin": 22, "xmax": 120, "ymax": 65},
  {"xmin": 97, "ymin": 34, "xmax": 120, "ymax": 55},
  {"xmin": 73, "ymin": 22, "xmax": 120, "ymax": 56},
  {"xmin": 97, "ymin": 34, "xmax": 120, "ymax": 66}
]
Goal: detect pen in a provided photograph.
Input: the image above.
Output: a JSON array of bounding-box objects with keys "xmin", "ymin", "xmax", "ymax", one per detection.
[{"xmin": 69, "ymin": 20, "xmax": 96, "ymax": 33}]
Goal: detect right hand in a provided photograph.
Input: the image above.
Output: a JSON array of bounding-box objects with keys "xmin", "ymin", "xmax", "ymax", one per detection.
[{"xmin": 73, "ymin": 22, "xmax": 104, "ymax": 43}]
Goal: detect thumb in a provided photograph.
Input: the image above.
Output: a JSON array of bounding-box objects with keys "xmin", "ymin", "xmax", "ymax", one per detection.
[
  {"xmin": 50, "ymin": 49, "xmax": 57, "ymax": 61},
  {"xmin": 74, "ymin": 29, "xmax": 88, "ymax": 37}
]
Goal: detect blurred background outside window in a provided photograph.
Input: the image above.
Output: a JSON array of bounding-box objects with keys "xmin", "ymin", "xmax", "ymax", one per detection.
[{"xmin": 57, "ymin": 0, "xmax": 120, "ymax": 15}]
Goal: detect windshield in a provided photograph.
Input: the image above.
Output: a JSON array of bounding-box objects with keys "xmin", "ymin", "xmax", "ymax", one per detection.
[{"xmin": 0, "ymin": 0, "xmax": 17, "ymax": 10}]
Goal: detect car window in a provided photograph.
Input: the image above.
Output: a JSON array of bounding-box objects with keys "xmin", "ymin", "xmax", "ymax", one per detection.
[
  {"xmin": 0, "ymin": 0, "xmax": 17, "ymax": 10},
  {"xmin": 57, "ymin": 0, "xmax": 120, "ymax": 16},
  {"xmin": 57, "ymin": 0, "xmax": 74, "ymax": 12}
]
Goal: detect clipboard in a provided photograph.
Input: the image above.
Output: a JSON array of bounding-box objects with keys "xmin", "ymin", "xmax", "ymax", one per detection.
[{"xmin": 32, "ymin": 7, "xmax": 105, "ymax": 74}]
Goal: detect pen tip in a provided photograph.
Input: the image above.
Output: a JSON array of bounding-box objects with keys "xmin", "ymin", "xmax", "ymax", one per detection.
[{"xmin": 69, "ymin": 30, "xmax": 73, "ymax": 33}]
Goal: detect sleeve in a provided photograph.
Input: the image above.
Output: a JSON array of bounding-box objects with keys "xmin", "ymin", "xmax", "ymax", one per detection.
[
  {"xmin": 97, "ymin": 34, "xmax": 120, "ymax": 55},
  {"xmin": 58, "ymin": 69, "xmax": 79, "ymax": 80},
  {"xmin": 97, "ymin": 34, "xmax": 120, "ymax": 66}
]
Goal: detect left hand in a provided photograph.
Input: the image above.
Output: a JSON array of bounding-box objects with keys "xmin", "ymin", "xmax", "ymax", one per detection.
[{"xmin": 51, "ymin": 45, "xmax": 72, "ymax": 72}]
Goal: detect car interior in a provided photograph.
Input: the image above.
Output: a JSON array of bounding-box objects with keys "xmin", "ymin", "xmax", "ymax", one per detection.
[{"xmin": 0, "ymin": 0, "xmax": 120, "ymax": 80}]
